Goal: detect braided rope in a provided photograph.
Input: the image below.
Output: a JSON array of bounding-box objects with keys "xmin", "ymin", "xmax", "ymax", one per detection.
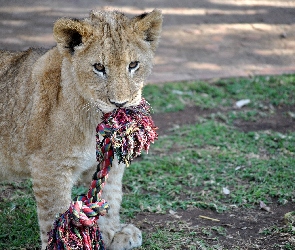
[{"xmin": 46, "ymin": 98, "xmax": 157, "ymax": 250}]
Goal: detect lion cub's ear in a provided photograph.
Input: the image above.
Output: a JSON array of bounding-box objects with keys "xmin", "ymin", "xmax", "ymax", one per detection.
[
  {"xmin": 132, "ymin": 9, "xmax": 163, "ymax": 52},
  {"xmin": 53, "ymin": 18, "xmax": 93, "ymax": 55}
]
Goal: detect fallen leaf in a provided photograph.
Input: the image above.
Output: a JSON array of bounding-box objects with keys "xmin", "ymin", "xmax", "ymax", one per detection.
[
  {"xmin": 235, "ymin": 166, "xmax": 242, "ymax": 170},
  {"xmin": 284, "ymin": 211, "xmax": 295, "ymax": 224},
  {"xmin": 156, "ymin": 204, "xmax": 163, "ymax": 213},
  {"xmin": 260, "ymin": 200, "xmax": 271, "ymax": 212},
  {"xmin": 169, "ymin": 209, "xmax": 181, "ymax": 219},
  {"xmin": 235, "ymin": 99, "xmax": 250, "ymax": 108},
  {"xmin": 287, "ymin": 111, "xmax": 295, "ymax": 119},
  {"xmin": 222, "ymin": 187, "xmax": 230, "ymax": 195},
  {"xmin": 169, "ymin": 209, "xmax": 177, "ymax": 215}
]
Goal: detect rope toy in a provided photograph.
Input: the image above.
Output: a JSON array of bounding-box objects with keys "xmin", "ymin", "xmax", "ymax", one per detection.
[{"xmin": 46, "ymin": 98, "xmax": 158, "ymax": 249}]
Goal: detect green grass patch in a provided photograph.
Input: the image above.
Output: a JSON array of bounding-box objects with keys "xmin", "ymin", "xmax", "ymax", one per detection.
[
  {"xmin": 0, "ymin": 180, "xmax": 40, "ymax": 249},
  {"xmin": 143, "ymin": 75, "xmax": 295, "ymax": 112},
  {"xmin": 122, "ymin": 121, "xmax": 295, "ymax": 216},
  {"xmin": 141, "ymin": 228, "xmax": 221, "ymax": 250}
]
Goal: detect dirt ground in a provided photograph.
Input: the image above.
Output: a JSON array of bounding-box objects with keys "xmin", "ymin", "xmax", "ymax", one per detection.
[
  {"xmin": 1, "ymin": 1, "xmax": 295, "ymax": 249},
  {"xmin": 131, "ymin": 202, "xmax": 295, "ymax": 249},
  {"xmin": 1, "ymin": 0, "xmax": 295, "ymax": 82}
]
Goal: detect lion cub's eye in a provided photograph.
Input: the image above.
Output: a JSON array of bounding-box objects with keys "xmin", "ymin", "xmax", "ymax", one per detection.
[
  {"xmin": 93, "ymin": 63, "xmax": 105, "ymax": 74},
  {"xmin": 129, "ymin": 61, "xmax": 139, "ymax": 71}
]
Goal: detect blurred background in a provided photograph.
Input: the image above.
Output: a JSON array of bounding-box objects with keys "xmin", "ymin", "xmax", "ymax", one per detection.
[{"xmin": 0, "ymin": 0, "xmax": 295, "ymax": 83}]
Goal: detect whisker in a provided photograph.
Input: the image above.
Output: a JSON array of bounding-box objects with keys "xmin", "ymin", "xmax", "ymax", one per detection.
[{"xmin": 82, "ymin": 99, "xmax": 110, "ymax": 114}]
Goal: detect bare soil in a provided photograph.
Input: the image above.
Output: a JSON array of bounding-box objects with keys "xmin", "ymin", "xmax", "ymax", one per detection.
[{"xmin": 1, "ymin": 0, "xmax": 295, "ymax": 82}]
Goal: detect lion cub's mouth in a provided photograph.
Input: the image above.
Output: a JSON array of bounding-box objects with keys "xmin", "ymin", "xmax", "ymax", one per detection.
[
  {"xmin": 108, "ymin": 92, "xmax": 142, "ymax": 111},
  {"xmin": 82, "ymin": 95, "xmax": 142, "ymax": 114},
  {"xmin": 109, "ymin": 99, "xmax": 128, "ymax": 108}
]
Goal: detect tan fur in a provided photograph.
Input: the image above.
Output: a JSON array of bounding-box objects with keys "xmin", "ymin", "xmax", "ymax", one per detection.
[{"xmin": 0, "ymin": 10, "xmax": 162, "ymax": 249}]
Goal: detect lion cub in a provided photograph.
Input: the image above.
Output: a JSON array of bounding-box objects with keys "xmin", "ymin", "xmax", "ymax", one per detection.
[{"xmin": 0, "ymin": 9, "xmax": 162, "ymax": 249}]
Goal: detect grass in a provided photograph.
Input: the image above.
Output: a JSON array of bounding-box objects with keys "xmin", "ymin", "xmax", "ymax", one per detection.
[
  {"xmin": 122, "ymin": 121, "xmax": 295, "ymax": 216},
  {"xmin": 0, "ymin": 180, "xmax": 40, "ymax": 249},
  {"xmin": 1, "ymin": 74, "xmax": 295, "ymax": 249},
  {"xmin": 143, "ymin": 74, "xmax": 295, "ymax": 112}
]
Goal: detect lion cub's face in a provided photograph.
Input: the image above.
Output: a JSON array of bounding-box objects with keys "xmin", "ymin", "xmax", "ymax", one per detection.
[{"xmin": 53, "ymin": 10, "xmax": 162, "ymax": 113}]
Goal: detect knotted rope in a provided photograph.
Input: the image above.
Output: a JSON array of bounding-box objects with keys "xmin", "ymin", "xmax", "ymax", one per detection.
[{"xmin": 46, "ymin": 98, "xmax": 158, "ymax": 250}]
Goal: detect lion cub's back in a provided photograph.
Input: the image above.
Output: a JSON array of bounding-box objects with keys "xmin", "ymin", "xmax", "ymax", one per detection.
[{"xmin": 0, "ymin": 48, "xmax": 46, "ymax": 179}]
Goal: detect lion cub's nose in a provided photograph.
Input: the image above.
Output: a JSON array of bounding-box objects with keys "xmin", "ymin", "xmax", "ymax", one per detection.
[{"xmin": 109, "ymin": 99, "xmax": 128, "ymax": 108}]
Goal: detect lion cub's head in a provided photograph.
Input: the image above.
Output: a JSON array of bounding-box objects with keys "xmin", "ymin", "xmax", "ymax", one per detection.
[{"xmin": 53, "ymin": 10, "xmax": 162, "ymax": 113}]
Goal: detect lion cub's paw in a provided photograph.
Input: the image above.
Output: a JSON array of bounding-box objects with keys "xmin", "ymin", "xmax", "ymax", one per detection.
[{"xmin": 108, "ymin": 224, "xmax": 142, "ymax": 250}]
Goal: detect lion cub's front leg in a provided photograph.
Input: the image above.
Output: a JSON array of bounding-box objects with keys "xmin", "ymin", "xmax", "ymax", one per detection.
[
  {"xmin": 98, "ymin": 157, "xmax": 142, "ymax": 250},
  {"xmin": 30, "ymin": 157, "xmax": 74, "ymax": 250}
]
